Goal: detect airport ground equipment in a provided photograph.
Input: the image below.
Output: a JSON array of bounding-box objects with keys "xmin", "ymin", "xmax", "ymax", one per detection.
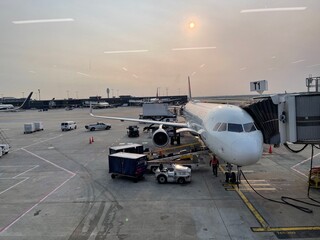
[
  {"xmin": 108, "ymin": 152, "xmax": 148, "ymax": 182},
  {"xmin": 34, "ymin": 122, "xmax": 44, "ymax": 131},
  {"xmin": 24, "ymin": 123, "xmax": 36, "ymax": 134},
  {"xmin": 61, "ymin": 121, "xmax": 77, "ymax": 131},
  {"xmin": 0, "ymin": 144, "xmax": 10, "ymax": 156},
  {"xmin": 127, "ymin": 125, "xmax": 139, "ymax": 137},
  {"xmin": 148, "ymin": 154, "xmax": 200, "ymax": 173},
  {"xmin": 109, "ymin": 144, "xmax": 144, "ymax": 155},
  {"xmin": 85, "ymin": 122, "xmax": 111, "ymax": 131},
  {"xmin": 155, "ymin": 164, "xmax": 191, "ymax": 184}
]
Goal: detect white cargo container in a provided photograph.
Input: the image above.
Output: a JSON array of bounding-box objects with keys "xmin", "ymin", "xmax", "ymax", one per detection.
[
  {"xmin": 24, "ymin": 123, "xmax": 36, "ymax": 134},
  {"xmin": 34, "ymin": 122, "xmax": 44, "ymax": 131}
]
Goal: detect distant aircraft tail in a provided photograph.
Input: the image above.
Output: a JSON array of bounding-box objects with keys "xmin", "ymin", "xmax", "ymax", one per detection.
[
  {"xmin": 188, "ymin": 76, "xmax": 192, "ymax": 100},
  {"xmin": 20, "ymin": 92, "xmax": 33, "ymax": 109}
]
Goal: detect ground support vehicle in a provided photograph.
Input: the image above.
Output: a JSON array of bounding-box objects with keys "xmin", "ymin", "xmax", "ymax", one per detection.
[
  {"xmin": 155, "ymin": 164, "xmax": 191, "ymax": 184},
  {"xmin": 85, "ymin": 122, "xmax": 111, "ymax": 131},
  {"xmin": 61, "ymin": 121, "xmax": 77, "ymax": 131},
  {"xmin": 109, "ymin": 152, "xmax": 147, "ymax": 182},
  {"xmin": 0, "ymin": 144, "xmax": 10, "ymax": 155},
  {"xmin": 127, "ymin": 125, "xmax": 139, "ymax": 137},
  {"xmin": 147, "ymin": 155, "xmax": 200, "ymax": 173}
]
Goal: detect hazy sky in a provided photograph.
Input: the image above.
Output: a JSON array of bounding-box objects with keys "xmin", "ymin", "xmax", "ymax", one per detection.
[{"xmin": 0, "ymin": 0, "xmax": 319, "ymax": 99}]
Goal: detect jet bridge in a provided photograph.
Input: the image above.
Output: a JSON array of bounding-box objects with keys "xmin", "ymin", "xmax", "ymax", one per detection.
[{"xmin": 243, "ymin": 92, "xmax": 320, "ymax": 145}]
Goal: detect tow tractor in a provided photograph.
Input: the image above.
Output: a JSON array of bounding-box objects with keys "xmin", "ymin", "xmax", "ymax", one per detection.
[{"xmin": 155, "ymin": 164, "xmax": 191, "ymax": 184}]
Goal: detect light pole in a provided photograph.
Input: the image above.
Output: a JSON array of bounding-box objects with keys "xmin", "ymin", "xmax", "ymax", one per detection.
[
  {"xmin": 38, "ymin": 89, "xmax": 40, "ymax": 100},
  {"xmin": 67, "ymin": 90, "xmax": 69, "ymax": 99}
]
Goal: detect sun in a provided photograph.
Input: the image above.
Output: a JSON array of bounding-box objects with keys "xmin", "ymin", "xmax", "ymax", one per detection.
[{"xmin": 189, "ymin": 21, "xmax": 195, "ymax": 29}]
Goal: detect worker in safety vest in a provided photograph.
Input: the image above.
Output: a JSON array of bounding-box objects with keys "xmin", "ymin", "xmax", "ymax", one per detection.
[{"xmin": 209, "ymin": 155, "xmax": 219, "ymax": 177}]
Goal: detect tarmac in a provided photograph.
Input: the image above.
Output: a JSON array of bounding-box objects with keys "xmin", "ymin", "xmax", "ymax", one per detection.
[{"xmin": 0, "ymin": 107, "xmax": 320, "ymax": 240}]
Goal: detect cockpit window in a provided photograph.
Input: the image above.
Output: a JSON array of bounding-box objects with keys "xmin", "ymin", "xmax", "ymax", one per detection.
[
  {"xmin": 213, "ymin": 122, "xmax": 221, "ymax": 131},
  {"xmin": 243, "ymin": 123, "xmax": 257, "ymax": 132},
  {"xmin": 228, "ymin": 123, "xmax": 243, "ymax": 132},
  {"xmin": 218, "ymin": 123, "xmax": 227, "ymax": 132}
]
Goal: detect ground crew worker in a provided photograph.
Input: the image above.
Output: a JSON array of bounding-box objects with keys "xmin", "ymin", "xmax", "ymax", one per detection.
[{"xmin": 209, "ymin": 155, "xmax": 219, "ymax": 177}]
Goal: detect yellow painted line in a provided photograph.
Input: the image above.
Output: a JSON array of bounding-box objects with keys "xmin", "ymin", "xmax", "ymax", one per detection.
[
  {"xmin": 234, "ymin": 187, "xmax": 269, "ymax": 229},
  {"xmin": 220, "ymin": 164, "xmax": 320, "ymax": 233},
  {"xmin": 252, "ymin": 226, "xmax": 320, "ymax": 232}
]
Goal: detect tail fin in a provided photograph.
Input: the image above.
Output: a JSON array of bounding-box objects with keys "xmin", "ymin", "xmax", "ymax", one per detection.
[
  {"xmin": 20, "ymin": 92, "xmax": 33, "ymax": 109},
  {"xmin": 188, "ymin": 76, "xmax": 192, "ymax": 100}
]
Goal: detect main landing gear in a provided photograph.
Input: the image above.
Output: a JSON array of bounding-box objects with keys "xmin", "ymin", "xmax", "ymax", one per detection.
[{"xmin": 225, "ymin": 164, "xmax": 242, "ymax": 184}]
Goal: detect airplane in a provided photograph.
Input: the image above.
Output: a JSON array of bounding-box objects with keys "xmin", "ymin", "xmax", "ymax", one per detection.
[
  {"xmin": 90, "ymin": 78, "xmax": 263, "ymax": 182},
  {"xmin": 0, "ymin": 92, "xmax": 33, "ymax": 112},
  {"xmin": 84, "ymin": 101, "xmax": 111, "ymax": 108}
]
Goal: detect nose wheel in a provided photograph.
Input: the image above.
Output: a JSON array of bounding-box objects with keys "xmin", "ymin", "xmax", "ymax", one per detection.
[{"xmin": 225, "ymin": 164, "xmax": 241, "ymax": 184}]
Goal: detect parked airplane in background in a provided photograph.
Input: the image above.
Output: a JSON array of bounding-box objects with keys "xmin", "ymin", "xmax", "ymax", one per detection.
[
  {"xmin": 84, "ymin": 101, "xmax": 110, "ymax": 109},
  {"xmin": 90, "ymin": 78, "xmax": 263, "ymax": 182},
  {"xmin": 0, "ymin": 92, "xmax": 33, "ymax": 112}
]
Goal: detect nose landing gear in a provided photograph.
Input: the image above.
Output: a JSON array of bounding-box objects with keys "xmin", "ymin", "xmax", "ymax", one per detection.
[{"xmin": 225, "ymin": 164, "xmax": 242, "ymax": 184}]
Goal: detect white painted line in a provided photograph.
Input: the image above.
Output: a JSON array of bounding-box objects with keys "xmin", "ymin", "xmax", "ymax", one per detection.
[
  {"xmin": 21, "ymin": 148, "xmax": 75, "ymax": 175},
  {"xmin": 242, "ymin": 188, "xmax": 276, "ymax": 191},
  {"xmin": 0, "ymin": 178, "xmax": 29, "ymax": 195},
  {"xmin": 0, "ymin": 174, "xmax": 75, "ymax": 233},
  {"xmin": 291, "ymin": 152, "xmax": 320, "ymax": 178},
  {"xmin": 0, "ymin": 165, "xmax": 36, "ymax": 168},
  {"xmin": 242, "ymin": 183, "xmax": 270, "ymax": 186},
  {"xmin": 13, "ymin": 165, "xmax": 39, "ymax": 179},
  {"xmin": 10, "ymin": 134, "xmax": 63, "ymax": 152},
  {"xmin": 247, "ymin": 180, "xmax": 267, "ymax": 182}
]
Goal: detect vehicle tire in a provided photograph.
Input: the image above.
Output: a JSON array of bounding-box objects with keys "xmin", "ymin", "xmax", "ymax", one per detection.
[
  {"xmin": 90, "ymin": 127, "xmax": 95, "ymax": 131},
  {"xmin": 177, "ymin": 137, "xmax": 181, "ymax": 145},
  {"xmin": 111, "ymin": 174, "xmax": 116, "ymax": 179},
  {"xmin": 75, "ymin": 126, "xmax": 77, "ymax": 129},
  {"xmin": 177, "ymin": 177, "xmax": 185, "ymax": 184},
  {"xmin": 150, "ymin": 166, "xmax": 157, "ymax": 173},
  {"xmin": 157, "ymin": 175, "xmax": 167, "ymax": 184},
  {"xmin": 107, "ymin": 126, "xmax": 111, "ymax": 130}
]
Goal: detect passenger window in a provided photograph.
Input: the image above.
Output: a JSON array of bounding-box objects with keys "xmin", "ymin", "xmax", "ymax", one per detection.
[
  {"xmin": 228, "ymin": 123, "xmax": 243, "ymax": 132},
  {"xmin": 243, "ymin": 123, "xmax": 256, "ymax": 132},
  {"xmin": 213, "ymin": 122, "xmax": 221, "ymax": 131},
  {"xmin": 218, "ymin": 123, "xmax": 227, "ymax": 132}
]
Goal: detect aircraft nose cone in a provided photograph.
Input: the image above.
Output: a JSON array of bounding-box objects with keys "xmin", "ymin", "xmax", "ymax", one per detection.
[{"xmin": 231, "ymin": 137, "xmax": 263, "ymax": 166}]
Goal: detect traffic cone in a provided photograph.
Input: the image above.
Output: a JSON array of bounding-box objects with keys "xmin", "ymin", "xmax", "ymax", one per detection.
[
  {"xmin": 91, "ymin": 136, "xmax": 94, "ymax": 143},
  {"xmin": 89, "ymin": 137, "xmax": 92, "ymax": 144},
  {"xmin": 268, "ymin": 145, "xmax": 272, "ymax": 154}
]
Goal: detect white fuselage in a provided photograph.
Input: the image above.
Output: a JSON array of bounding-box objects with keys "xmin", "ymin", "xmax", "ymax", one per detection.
[
  {"xmin": 0, "ymin": 104, "xmax": 14, "ymax": 110},
  {"xmin": 184, "ymin": 102, "xmax": 263, "ymax": 166}
]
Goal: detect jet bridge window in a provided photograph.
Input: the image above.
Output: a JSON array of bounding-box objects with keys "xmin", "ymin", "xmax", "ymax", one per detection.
[
  {"xmin": 228, "ymin": 123, "xmax": 243, "ymax": 133},
  {"xmin": 243, "ymin": 123, "xmax": 257, "ymax": 132}
]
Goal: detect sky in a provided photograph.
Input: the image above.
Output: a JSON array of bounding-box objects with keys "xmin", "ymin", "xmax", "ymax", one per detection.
[{"xmin": 0, "ymin": 0, "xmax": 319, "ymax": 100}]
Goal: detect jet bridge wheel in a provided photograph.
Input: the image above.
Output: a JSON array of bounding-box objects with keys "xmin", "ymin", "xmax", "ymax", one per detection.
[{"xmin": 157, "ymin": 175, "xmax": 167, "ymax": 184}]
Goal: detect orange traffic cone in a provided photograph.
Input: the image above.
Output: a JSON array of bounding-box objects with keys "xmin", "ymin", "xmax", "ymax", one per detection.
[
  {"xmin": 268, "ymin": 145, "xmax": 272, "ymax": 154},
  {"xmin": 91, "ymin": 137, "xmax": 94, "ymax": 143}
]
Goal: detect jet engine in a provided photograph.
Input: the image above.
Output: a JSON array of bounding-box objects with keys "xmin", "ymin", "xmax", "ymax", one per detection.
[{"xmin": 152, "ymin": 127, "xmax": 169, "ymax": 147}]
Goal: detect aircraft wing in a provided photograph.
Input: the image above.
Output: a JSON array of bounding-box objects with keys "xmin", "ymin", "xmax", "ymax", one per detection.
[{"xmin": 90, "ymin": 111, "xmax": 188, "ymax": 128}]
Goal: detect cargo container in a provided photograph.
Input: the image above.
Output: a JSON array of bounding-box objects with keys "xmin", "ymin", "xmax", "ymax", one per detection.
[
  {"xmin": 34, "ymin": 122, "xmax": 44, "ymax": 131},
  {"xmin": 109, "ymin": 144, "xmax": 144, "ymax": 155},
  {"xmin": 108, "ymin": 152, "xmax": 147, "ymax": 182},
  {"xmin": 24, "ymin": 123, "xmax": 36, "ymax": 134}
]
